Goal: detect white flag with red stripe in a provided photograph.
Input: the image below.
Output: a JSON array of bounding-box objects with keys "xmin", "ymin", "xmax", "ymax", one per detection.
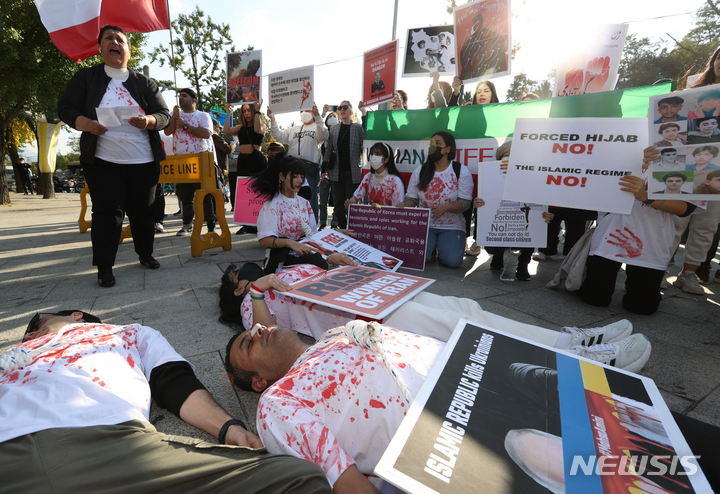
[{"xmin": 34, "ymin": 0, "xmax": 169, "ymax": 62}]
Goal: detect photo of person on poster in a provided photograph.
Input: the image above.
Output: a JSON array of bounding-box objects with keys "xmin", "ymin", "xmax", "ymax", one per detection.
[
  {"xmin": 653, "ymin": 122, "xmax": 687, "ymax": 147},
  {"xmin": 693, "ymin": 169, "xmax": 720, "ymax": 195},
  {"xmin": 653, "ymin": 96, "xmax": 687, "ymax": 124},
  {"xmin": 652, "ymin": 171, "xmax": 692, "ymax": 195},
  {"xmin": 371, "ymin": 71, "xmax": 385, "ymax": 93},
  {"xmin": 687, "ymin": 116, "xmax": 720, "ymax": 144},
  {"xmin": 653, "ymin": 148, "xmax": 685, "ymax": 171}
]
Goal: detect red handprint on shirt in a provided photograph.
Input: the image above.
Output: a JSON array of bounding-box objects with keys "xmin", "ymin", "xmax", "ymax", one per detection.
[
  {"xmin": 584, "ymin": 56, "xmax": 610, "ymax": 94},
  {"xmin": 607, "ymin": 227, "xmax": 643, "ymax": 258}
]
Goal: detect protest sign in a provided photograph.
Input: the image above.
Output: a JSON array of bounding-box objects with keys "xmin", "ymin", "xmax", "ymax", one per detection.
[
  {"xmin": 226, "ymin": 50, "xmax": 261, "ymax": 105},
  {"xmin": 453, "ymin": 0, "xmax": 511, "ymax": 83},
  {"xmin": 403, "ymin": 26, "xmax": 456, "ymax": 77},
  {"xmin": 268, "ymin": 65, "xmax": 314, "ymax": 115},
  {"xmin": 363, "ymin": 40, "xmax": 398, "ymax": 107},
  {"xmin": 284, "ymin": 266, "xmax": 434, "ymax": 320},
  {"xmin": 554, "ymin": 24, "xmax": 628, "ymax": 97},
  {"xmin": 376, "ymin": 320, "xmax": 711, "ymax": 494},
  {"xmin": 348, "ymin": 205, "xmax": 431, "ymax": 271},
  {"xmin": 478, "ymin": 161, "xmax": 547, "ymax": 247},
  {"xmin": 301, "ymin": 229, "xmax": 403, "ymax": 271},
  {"xmin": 233, "ymin": 177, "xmax": 263, "ymax": 225},
  {"xmin": 502, "ymin": 118, "xmax": 646, "ymax": 214},
  {"xmin": 648, "ymin": 84, "xmax": 720, "ymax": 200}
]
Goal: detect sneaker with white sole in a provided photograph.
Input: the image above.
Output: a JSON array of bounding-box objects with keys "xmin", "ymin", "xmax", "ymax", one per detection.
[
  {"xmin": 673, "ymin": 271, "xmax": 705, "ymax": 295},
  {"xmin": 569, "ymin": 334, "xmax": 651, "ymax": 374},
  {"xmin": 532, "ymin": 252, "xmax": 547, "ymax": 261},
  {"xmin": 176, "ymin": 223, "xmax": 192, "ymax": 236},
  {"xmin": 559, "ymin": 319, "xmax": 632, "ymax": 348},
  {"xmin": 155, "ymin": 223, "xmax": 165, "ymax": 233},
  {"xmin": 660, "ymin": 270, "xmax": 669, "ymax": 289}
]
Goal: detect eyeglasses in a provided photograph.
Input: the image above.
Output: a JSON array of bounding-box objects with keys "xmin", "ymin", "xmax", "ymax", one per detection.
[
  {"xmin": 337, "ymin": 105, "xmax": 351, "ymax": 111},
  {"xmin": 25, "ymin": 312, "xmax": 61, "ymax": 336}
]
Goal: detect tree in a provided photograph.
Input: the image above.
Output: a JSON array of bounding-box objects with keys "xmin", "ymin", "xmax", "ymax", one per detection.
[{"xmin": 150, "ymin": 7, "xmax": 235, "ymax": 112}]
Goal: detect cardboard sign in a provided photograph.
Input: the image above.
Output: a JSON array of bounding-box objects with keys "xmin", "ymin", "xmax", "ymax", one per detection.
[
  {"xmin": 478, "ymin": 161, "xmax": 547, "ymax": 247},
  {"xmin": 403, "ymin": 25, "xmax": 456, "ymax": 77},
  {"xmin": 284, "ymin": 266, "xmax": 434, "ymax": 320},
  {"xmin": 233, "ymin": 177, "xmax": 263, "ymax": 225},
  {"xmin": 363, "ymin": 40, "xmax": 398, "ymax": 107},
  {"xmin": 301, "ymin": 229, "xmax": 403, "ymax": 272},
  {"xmin": 503, "ymin": 118, "xmax": 647, "ymax": 214},
  {"xmin": 268, "ymin": 65, "xmax": 314, "ymax": 115},
  {"xmin": 453, "ymin": 0, "xmax": 511, "ymax": 83},
  {"xmin": 348, "ymin": 204, "xmax": 431, "ymax": 271},
  {"xmin": 226, "ymin": 50, "xmax": 262, "ymax": 105},
  {"xmin": 376, "ymin": 321, "xmax": 711, "ymax": 494}
]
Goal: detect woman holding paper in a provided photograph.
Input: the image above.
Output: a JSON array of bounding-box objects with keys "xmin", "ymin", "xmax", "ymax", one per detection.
[
  {"xmin": 57, "ymin": 25, "xmax": 170, "ymax": 288},
  {"xmin": 396, "ymin": 132, "xmax": 473, "ymax": 268},
  {"xmin": 345, "ymin": 142, "xmax": 405, "ymax": 207}
]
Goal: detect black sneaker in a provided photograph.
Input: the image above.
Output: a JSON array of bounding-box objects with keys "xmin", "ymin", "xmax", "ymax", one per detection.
[
  {"xmin": 490, "ymin": 254, "xmax": 503, "ymax": 270},
  {"xmin": 516, "ymin": 263, "xmax": 531, "ymax": 281},
  {"xmin": 97, "ymin": 266, "xmax": 115, "ymax": 287},
  {"xmin": 139, "ymin": 255, "xmax": 160, "ymax": 269}
]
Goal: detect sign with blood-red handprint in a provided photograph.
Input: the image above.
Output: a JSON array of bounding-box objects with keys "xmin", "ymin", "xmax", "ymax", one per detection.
[{"xmin": 554, "ymin": 24, "xmax": 628, "ymax": 98}]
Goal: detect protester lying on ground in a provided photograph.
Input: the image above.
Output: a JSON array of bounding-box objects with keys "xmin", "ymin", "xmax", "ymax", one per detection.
[
  {"xmin": 0, "ymin": 310, "xmax": 331, "ymax": 493},
  {"xmin": 226, "ymin": 298, "xmax": 651, "ymax": 492},
  {"xmin": 345, "ymin": 142, "xmax": 405, "ymax": 208}
]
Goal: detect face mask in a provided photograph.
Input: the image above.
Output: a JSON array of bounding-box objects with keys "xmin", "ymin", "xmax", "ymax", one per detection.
[
  {"xmin": 428, "ymin": 144, "xmax": 444, "ymax": 162},
  {"xmin": 369, "ymin": 155, "xmax": 384, "ymax": 170},
  {"xmin": 327, "ymin": 117, "xmax": 338, "ymax": 127},
  {"xmin": 300, "ymin": 112, "xmax": 314, "ymax": 124}
]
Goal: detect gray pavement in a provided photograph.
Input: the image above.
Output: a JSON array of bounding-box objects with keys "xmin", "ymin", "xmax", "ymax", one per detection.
[{"xmin": 2, "ymin": 192, "xmax": 719, "ymax": 445}]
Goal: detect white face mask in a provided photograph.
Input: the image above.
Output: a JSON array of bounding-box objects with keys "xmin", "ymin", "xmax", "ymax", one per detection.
[
  {"xmin": 326, "ymin": 117, "xmax": 338, "ymax": 127},
  {"xmin": 300, "ymin": 112, "xmax": 314, "ymax": 124},
  {"xmin": 369, "ymin": 155, "xmax": 384, "ymax": 170}
]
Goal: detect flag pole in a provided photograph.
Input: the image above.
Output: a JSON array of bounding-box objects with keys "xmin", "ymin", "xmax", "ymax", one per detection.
[{"xmin": 165, "ymin": 0, "xmax": 179, "ymax": 105}]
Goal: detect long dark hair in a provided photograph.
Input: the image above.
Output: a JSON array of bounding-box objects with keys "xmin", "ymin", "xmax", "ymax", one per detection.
[
  {"xmin": 472, "ymin": 80, "xmax": 500, "ymax": 105},
  {"xmin": 369, "ymin": 142, "xmax": 405, "ymax": 191},
  {"xmin": 692, "ymin": 46, "xmax": 720, "ymax": 88},
  {"xmin": 418, "ymin": 132, "xmax": 457, "ymax": 190},
  {"xmin": 249, "ymin": 153, "xmax": 305, "ymax": 200},
  {"xmin": 240, "ymin": 104, "xmax": 257, "ymax": 128}
]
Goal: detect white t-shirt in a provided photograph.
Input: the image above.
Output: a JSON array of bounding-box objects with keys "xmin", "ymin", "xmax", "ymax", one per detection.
[
  {"xmin": 257, "ymin": 193, "xmax": 318, "ymax": 241},
  {"xmin": 353, "ymin": 173, "xmax": 405, "ymax": 206},
  {"xmin": 241, "ymin": 265, "xmax": 353, "ymax": 338},
  {"xmin": 406, "ymin": 163, "xmax": 473, "ymax": 230},
  {"xmin": 172, "ymin": 111, "xmax": 213, "ymax": 155},
  {"xmin": 96, "ymin": 76, "xmax": 154, "ymax": 164},
  {"xmin": 0, "ymin": 323, "xmax": 187, "ymax": 444},
  {"xmin": 257, "ymin": 327, "xmax": 444, "ymax": 486}
]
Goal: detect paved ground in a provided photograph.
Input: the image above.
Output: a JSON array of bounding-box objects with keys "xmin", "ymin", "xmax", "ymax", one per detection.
[{"xmin": 2, "ymin": 192, "xmax": 719, "ymax": 445}]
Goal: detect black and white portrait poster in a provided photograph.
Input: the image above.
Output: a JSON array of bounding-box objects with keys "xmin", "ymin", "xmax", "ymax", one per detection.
[{"xmin": 403, "ymin": 25, "xmax": 456, "ymax": 77}]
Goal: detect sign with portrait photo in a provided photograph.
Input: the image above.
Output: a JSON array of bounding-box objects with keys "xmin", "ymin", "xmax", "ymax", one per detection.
[
  {"xmin": 268, "ymin": 65, "xmax": 314, "ymax": 115},
  {"xmin": 403, "ymin": 26, "xmax": 456, "ymax": 77},
  {"xmin": 453, "ymin": 0, "xmax": 511, "ymax": 84},
  {"xmin": 363, "ymin": 40, "xmax": 398, "ymax": 107},
  {"xmin": 226, "ymin": 50, "xmax": 261, "ymax": 105}
]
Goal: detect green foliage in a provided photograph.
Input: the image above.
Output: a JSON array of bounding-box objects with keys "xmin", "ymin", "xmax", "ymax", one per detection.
[
  {"xmin": 506, "ymin": 72, "xmax": 552, "ymax": 101},
  {"xmin": 150, "ymin": 6, "xmax": 235, "ymax": 112}
]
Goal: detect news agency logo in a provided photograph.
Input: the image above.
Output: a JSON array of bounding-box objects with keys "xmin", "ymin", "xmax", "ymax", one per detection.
[{"xmin": 569, "ymin": 455, "xmax": 700, "ymax": 476}]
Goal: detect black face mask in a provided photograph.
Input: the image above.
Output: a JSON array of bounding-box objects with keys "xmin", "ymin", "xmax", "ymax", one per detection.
[{"xmin": 428, "ymin": 144, "xmax": 444, "ymax": 162}]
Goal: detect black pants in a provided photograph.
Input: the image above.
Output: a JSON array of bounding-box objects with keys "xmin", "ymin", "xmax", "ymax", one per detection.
[
  {"xmin": 230, "ymin": 150, "xmax": 267, "ymax": 210},
  {"xmin": 83, "ymin": 159, "xmax": 159, "ymax": 267},
  {"xmin": 152, "ymin": 184, "xmax": 165, "ymax": 224},
  {"xmin": 486, "ymin": 247, "xmax": 533, "ymax": 264},
  {"xmin": 331, "ymin": 173, "xmax": 357, "ymax": 229},
  {"xmin": 540, "ymin": 207, "xmax": 597, "ymax": 256},
  {"xmin": 177, "ymin": 183, "xmax": 215, "ymax": 227},
  {"xmin": 578, "ymin": 255, "xmax": 664, "ymax": 315}
]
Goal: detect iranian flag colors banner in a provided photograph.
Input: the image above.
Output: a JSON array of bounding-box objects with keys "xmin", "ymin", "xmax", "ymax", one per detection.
[{"xmin": 363, "ymin": 83, "xmax": 674, "ymax": 188}]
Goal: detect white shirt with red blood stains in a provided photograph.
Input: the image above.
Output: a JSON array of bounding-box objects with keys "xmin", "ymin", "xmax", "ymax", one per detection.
[
  {"xmin": 405, "ymin": 163, "xmax": 473, "ymax": 230},
  {"xmin": 0, "ymin": 323, "xmax": 187, "ymax": 444},
  {"xmin": 172, "ymin": 110, "xmax": 213, "ymax": 155},
  {"xmin": 257, "ymin": 193, "xmax": 318, "ymax": 241},
  {"xmin": 241, "ymin": 264, "xmax": 352, "ymax": 339},
  {"xmin": 257, "ymin": 326, "xmax": 444, "ymax": 486},
  {"xmin": 352, "ymin": 173, "xmax": 405, "ymax": 206}
]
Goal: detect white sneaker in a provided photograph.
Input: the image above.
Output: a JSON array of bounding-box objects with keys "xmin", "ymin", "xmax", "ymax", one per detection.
[
  {"xmin": 176, "ymin": 223, "xmax": 192, "ymax": 236},
  {"xmin": 559, "ymin": 319, "xmax": 632, "ymax": 348},
  {"xmin": 155, "ymin": 223, "xmax": 165, "ymax": 233},
  {"xmin": 673, "ymin": 271, "xmax": 705, "ymax": 295},
  {"xmin": 660, "ymin": 270, "xmax": 669, "ymax": 289},
  {"xmin": 532, "ymin": 252, "xmax": 547, "ymax": 261},
  {"xmin": 569, "ymin": 334, "xmax": 651, "ymax": 374}
]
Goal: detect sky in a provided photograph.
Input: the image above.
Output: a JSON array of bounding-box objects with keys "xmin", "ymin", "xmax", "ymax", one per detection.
[{"xmin": 21, "ymin": 0, "xmax": 710, "ymax": 159}]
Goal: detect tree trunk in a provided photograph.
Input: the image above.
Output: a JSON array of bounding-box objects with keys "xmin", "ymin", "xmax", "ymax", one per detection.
[
  {"xmin": 39, "ymin": 173, "xmax": 55, "ymax": 198},
  {"xmin": 0, "ymin": 160, "xmax": 10, "ymax": 205}
]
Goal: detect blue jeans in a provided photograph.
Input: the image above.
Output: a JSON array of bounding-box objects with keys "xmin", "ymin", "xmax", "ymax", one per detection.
[
  {"xmin": 426, "ymin": 228, "xmax": 465, "ymax": 268},
  {"xmin": 306, "ymin": 174, "xmax": 320, "ymax": 221}
]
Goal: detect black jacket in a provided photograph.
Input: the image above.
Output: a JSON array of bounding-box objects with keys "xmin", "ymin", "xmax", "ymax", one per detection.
[{"xmin": 58, "ymin": 64, "xmax": 171, "ymax": 165}]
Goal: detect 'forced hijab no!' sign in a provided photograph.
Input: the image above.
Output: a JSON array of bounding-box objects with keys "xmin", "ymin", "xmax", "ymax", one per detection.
[{"xmin": 503, "ymin": 118, "xmax": 647, "ymax": 214}]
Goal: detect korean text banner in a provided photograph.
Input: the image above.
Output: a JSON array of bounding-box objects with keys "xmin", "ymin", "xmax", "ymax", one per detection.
[
  {"xmin": 503, "ymin": 118, "xmax": 647, "ymax": 214},
  {"xmin": 453, "ymin": 0, "xmax": 511, "ymax": 84},
  {"xmin": 554, "ymin": 24, "xmax": 628, "ymax": 98},
  {"xmin": 268, "ymin": 65, "xmax": 314, "ymax": 115},
  {"xmin": 403, "ymin": 26, "xmax": 456, "ymax": 77},
  {"xmin": 226, "ymin": 50, "xmax": 262, "ymax": 105},
  {"xmin": 375, "ymin": 321, "xmax": 711, "ymax": 494},
  {"xmin": 363, "ymin": 40, "xmax": 398, "ymax": 107}
]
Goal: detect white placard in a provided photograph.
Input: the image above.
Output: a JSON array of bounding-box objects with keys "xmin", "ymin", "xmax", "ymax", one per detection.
[{"xmin": 267, "ymin": 65, "xmax": 314, "ymax": 115}]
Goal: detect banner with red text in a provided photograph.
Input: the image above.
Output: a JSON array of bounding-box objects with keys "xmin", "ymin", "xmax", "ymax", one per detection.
[
  {"xmin": 363, "ymin": 40, "xmax": 398, "ymax": 107},
  {"xmin": 503, "ymin": 118, "xmax": 647, "ymax": 214},
  {"xmin": 226, "ymin": 50, "xmax": 262, "ymax": 105},
  {"xmin": 301, "ymin": 229, "xmax": 403, "ymax": 271}
]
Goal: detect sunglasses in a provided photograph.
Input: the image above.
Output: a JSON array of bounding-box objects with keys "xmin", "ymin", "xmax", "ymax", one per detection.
[
  {"xmin": 337, "ymin": 105, "xmax": 351, "ymax": 111},
  {"xmin": 25, "ymin": 312, "xmax": 61, "ymax": 336}
]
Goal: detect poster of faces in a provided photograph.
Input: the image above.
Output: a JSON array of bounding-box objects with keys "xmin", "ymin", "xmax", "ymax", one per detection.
[
  {"xmin": 402, "ymin": 25, "xmax": 456, "ymax": 77},
  {"xmin": 648, "ymin": 84, "xmax": 720, "ymax": 200}
]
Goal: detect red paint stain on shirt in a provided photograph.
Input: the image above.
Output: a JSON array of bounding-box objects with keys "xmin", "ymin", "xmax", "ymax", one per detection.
[
  {"xmin": 363, "ymin": 408, "xmax": 369, "ymax": 419},
  {"xmin": 322, "ymin": 382, "xmax": 339, "ymax": 399},
  {"xmin": 126, "ymin": 354, "xmax": 135, "ymax": 368},
  {"xmin": 369, "ymin": 399, "xmax": 385, "ymax": 409}
]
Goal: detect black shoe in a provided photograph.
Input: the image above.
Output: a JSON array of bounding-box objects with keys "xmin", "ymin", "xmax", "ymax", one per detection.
[
  {"xmin": 516, "ymin": 263, "xmax": 531, "ymax": 281},
  {"xmin": 173, "ymin": 210, "xmax": 182, "ymax": 216},
  {"xmin": 490, "ymin": 254, "xmax": 503, "ymax": 270},
  {"xmin": 98, "ymin": 266, "xmax": 115, "ymax": 287},
  {"xmin": 139, "ymin": 255, "xmax": 160, "ymax": 269},
  {"xmin": 695, "ymin": 265, "xmax": 710, "ymax": 284}
]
